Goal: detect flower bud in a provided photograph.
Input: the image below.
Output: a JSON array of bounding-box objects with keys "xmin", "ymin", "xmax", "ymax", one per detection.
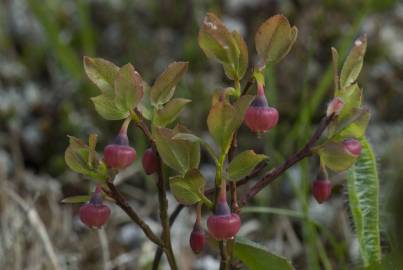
[
  {"xmin": 79, "ymin": 187, "xmax": 111, "ymax": 229},
  {"xmin": 244, "ymin": 84, "xmax": 279, "ymax": 133},
  {"xmin": 189, "ymin": 222, "xmax": 206, "ymax": 254},
  {"xmin": 104, "ymin": 132, "xmax": 136, "ymax": 169},
  {"xmin": 326, "ymin": 97, "xmax": 344, "ymax": 117},
  {"xmin": 207, "ymin": 182, "xmax": 241, "ymax": 240},
  {"xmin": 312, "ymin": 179, "xmax": 332, "ymax": 204},
  {"xmin": 142, "ymin": 148, "xmax": 159, "ymax": 175},
  {"xmin": 343, "ymin": 139, "xmax": 362, "ymax": 157}
]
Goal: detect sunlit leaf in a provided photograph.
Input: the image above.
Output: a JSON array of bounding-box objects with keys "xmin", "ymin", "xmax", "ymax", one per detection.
[
  {"xmin": 91, "ymin": 93, "xmax": 129, "ymax": 120},
  {"xmin": 207, "ymin": 100, "xmax": 237, "ymax": 155},
  {"xmin": 154, "ymin": 98, "xmax": 191, "ymax": 127},
  {"xmin": 83, "ymin": 56, "xmax": 119, "ymax": 94},
  {"xmin": 114, "ymin": 63, "xmax": 143, "ymax": 112},
  {"xmin": 150, "ymin": 62, "xmax": 188, "ymax": 107},
  {"xmin": 318, "ymin": 140, "xmax": 358, "ymax": 172},
  {"xmin": 337, "ymin": 83, "xmax": 362, "ymax": 120},
  {"xmin": 338, "ymin": 108, "xmax": 370, "ymax": 139},
  {"xmin": 65, "ymin": 136, "xmax": 108, "ymax": 181},
  {"xmin": 255, "ymin": 14, "xmax": 298, "ymax": 67},
  {"xmin": 199, "ymin": 13, "xmax": 246, "ymax": 80},
  {"xmin": 340, "ymin": 35, "xmax": 367, "ymax": 89}
]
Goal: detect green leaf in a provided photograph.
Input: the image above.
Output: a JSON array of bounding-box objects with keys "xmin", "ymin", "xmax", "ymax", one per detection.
[
  {"xmin": 207, "ymin": 96, "xmax": 253, "ymax": 155},
  {"xmin": 169, "ymin": 169, "xmax": 205, "ymax": 205},
  {"xmin": 64, "ymin": 136, "xmax": 108, "ymax": 180},
  {"xmin": 233, "ymin": 95, "xmax": 254, "ymax": 125},
  {"xmin": 154, "ymin": 98, "xmax": 191, "ymax": 127},
  {"xmin": 337, "ymin": 83, "xmax": 362, "ymax": 120},
  {"xmin": 207, "ymin": 100, "xmax": 237, "ymax": 155},
  {"xmin": 83, "ymin": 56, "xmax": 119, "ymax": 94},
  {"xmin": 61, "ymin": 195, "xmax": 90, "ymax": 204},
  {"xmin": 150, "ymin": 62, "xmax": 188, "ymax": 107},
  {"xmin": 199, "ymin": 13, "xmax": 244, "ymax": 80},
  {"xmin": 255, "ymin": 14, "xmax": 298, "ymax": 67},
  {"xmin": 234, "ymin": 237, "xmax": 295, "ymax": 270},
  {"xmin": 232, "ymin": 31, "xmax": 248, "ymax": 80},
  {"xmin": 153, "ymin": 127, "xmax": 200, "ymax": 174},
  {"xmin": 347, "ymin": 138, "xmax": 381, "ymax": 267},
  {"xmin": 318, "ymin": 140, "xmax": 358, "ymax": 172},
  {"xmin": 340, "ymin": 35, "xmax": 367, "ymax": 89},
  {"xmin": 228, "ymin": 150, "xmax": 268, "ymax": 180},
  {"xmin": 199, "ymin": 13, "xmax": 239, "ymax": 63},
  {"xmin": 172, "ymin": 133, "xmax": 201, "ymax": 143},
  {"xmin": 337, "ymin": 108, "xmax": 370, "ymax": 139},
  {"xmin": 137, "ymin": 82, "xmax": 153, "ymax": 120},
  {"xmin": 91, "ymin": 93, "xmax": 130, "ymax": 120},
  {"xmin": 174, "ymin": 125, "xmax": 201, "ymax": 171},
  {"xmin": 222, "ymin": 31, "xmax": 249, "ymax": 80},
  {"xmin": 173, "ymin": 132, "xmax": 219, "ymax": 164},
  {"xmin": 114, "ymin": 63, "xmax": 143, "ymax": 112}
]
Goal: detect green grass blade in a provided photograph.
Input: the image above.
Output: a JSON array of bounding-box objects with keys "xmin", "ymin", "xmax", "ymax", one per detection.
[{"xmin": 347, "ymin": 137, "xmax": 381, "ymax": 267}]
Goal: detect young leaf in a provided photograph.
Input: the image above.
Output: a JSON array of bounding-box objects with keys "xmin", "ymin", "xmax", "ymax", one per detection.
[
  {"xmin": 198, "ymin": 13, "xmax": 239, "ymax": 64},
  {"xmin": 199, "ymin": 13, "xmax": 246, "ymax": 80},
  {"xmin": 347, "ymin": 138, "xmax": 381, "ymax": 267},
  {"xmin": 207, "ymin": 100, "xmax": 237, "ymax": 155},
  {"xmin": 91, "ymin": 93, "xmax": 130, "ymax": 120},
  {"xmin": 233, "ymin": 95, "xmax": 254, "ymax": 125},
  {"xmin": 222, "ymin": 31, "xmax": 249, "ymax": 80},
  {"xmin": 337, "ymin": 83, "xmax": 362, "ymax": 120},
  {"xmin": 154, "ymin": 98, "xmax": 191, "ymax": 127},
  {"xmin": 173, "ymin": 132, "xmax": 219, "ymax": 164},
  {"xmin": 234, "ymin": 237, "xmax": 295, "ymax": 270},
  {"xmin": 83, "ymin": 56, "xmax": 119, "ymax": 94},
  {"xmin": 174, "ymin": 125, "xmax": 201, "ymax": 170},
  {"xmin": 65, "ymin": 136, "xmax": 108, "ymax": 180},
  {"xmin": 232, "ymin": 31, "xmax": 249, "ymax": 80},
  {"xmin": 114, "ymin": 63, "xmax": 143, "ymax": 112},
  {"xmin": 255, "ymin": 14, "xmax": 298, "ymax": 68},
  {"xmin": 172, "ymin": 133, "xmax": 202, "ymax": 143},
  {"xmin": 340, "ymin": 35, "xmax": 367, "ymax": 89},
  {"xmin": 228, "ymin": 150, "xmax": 268, "ymax": 181},
  {"xmin": 318, "ymin": 140, "xmax": 358, "ymax": 172},
  {"xmin": 153, "ymin": 127, "xmax": 200, "ymax": 174},
  {"xmin": 169, "ymin": 169, "xmax": 205, "ymax": 205},
  {"xmin": 337, "ymin": 108, "xmax": 370, "ymax": 139},
  {"xmin": 137, "ymin": 82, "xmax": 153, "ymax": 120},
  {"xmin": 150, "ymin": 62, "xmax": 188, "ymax": 107},
  {"xmin": 61, "ymin": 195, "xmax": 90, "ymax": 204}
]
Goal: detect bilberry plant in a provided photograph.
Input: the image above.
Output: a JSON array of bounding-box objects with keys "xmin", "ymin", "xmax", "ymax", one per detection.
[{"xmin": 63, "ymin": 13, "xmax": 380, "ymax": 270}]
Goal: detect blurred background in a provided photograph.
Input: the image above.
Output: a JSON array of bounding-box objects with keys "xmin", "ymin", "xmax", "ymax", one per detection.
[{"xmin": 0, "ymin": 0, "xmax": 402, "ymax": 269}]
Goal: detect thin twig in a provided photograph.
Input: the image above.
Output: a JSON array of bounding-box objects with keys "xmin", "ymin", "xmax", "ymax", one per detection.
[
  {"xmin": 156, "ymin": 162, "xmax": 178, "ymax": 269},
  {"xmin": 152, "ymin": 204, "xmax": 184, "ymax": 270},
  {"xmin": 164, "ymin": 114, "xmax": 335, "ymax": 233},
  {"xmin": 219, "ymin": 241, "xmax": 229, "ymax": 270},
  {"xmin": 131, "ymin": 115, "xmax": 178, "ymax": 269},
  {"xmin": 106, "ymin": 180, "xmax": 163, "ymax": 247},
  {"xmin": 240, "ymin": 114, "xmax": 335, "ymax": 205}
]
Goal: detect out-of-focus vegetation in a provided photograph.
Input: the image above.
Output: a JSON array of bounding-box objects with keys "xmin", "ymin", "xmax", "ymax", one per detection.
[{"xmin": 0, "ymin": 0, "xmax": 402, "ymax": 269}]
